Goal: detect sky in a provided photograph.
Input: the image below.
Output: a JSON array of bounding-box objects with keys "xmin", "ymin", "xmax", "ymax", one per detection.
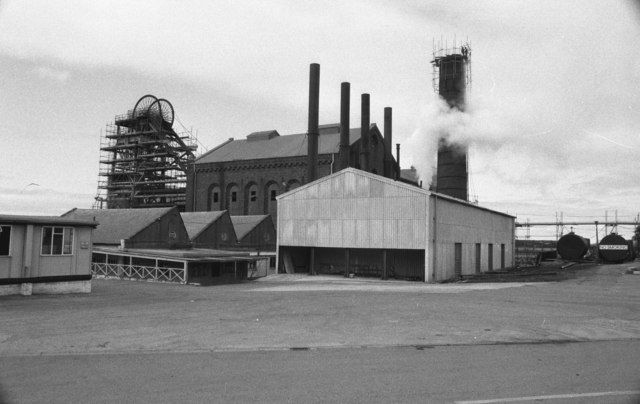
[{"xmin": 0, "ymin": 0, "xmax": 639, "ymax": 241}]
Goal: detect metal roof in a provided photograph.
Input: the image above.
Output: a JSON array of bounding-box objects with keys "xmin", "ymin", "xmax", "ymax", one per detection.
[
  {"xmin": 196, "ymin": 124, "xmax": 379, "ymax": 164},
  {"xmin": 230, "ymin": 215, "xmax": 270, "ymax": 241},
  {"xmin": 0, "ymin": 214, "xmax": 97, "ymax": 227},
  {"xmin": 62, "ymin": 207, "xmax": 175, "ymax": 244},
  {"xmin": 277, "ymin": 167, "xmax": 515, "ymax": 219},
  {"xmin": 180, "ymin": 211, "xmax": 227, "ymax": 240}
]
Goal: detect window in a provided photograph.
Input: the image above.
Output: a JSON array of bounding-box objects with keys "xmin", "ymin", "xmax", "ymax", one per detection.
[
  {"xmin": 42, "ymin": 226, "xmax": 74, "ymax": 255},
  {"xmin": 0, "ymin": 225, "xmax": 11, "ymax": 256},
  {"xmin": 231, "ymin": 191, "xmax": 237, "ymax": 202},
  {"xmin": 270, "ymin": 190, "xmax": 277, "ymax": 201},
  {"xmin": 250, "ymin": 190, "xmax": 257, "ymax": 202},
  {"xmin": 213, "ymin": 191, "xmax": 219, "ymax": 203}
]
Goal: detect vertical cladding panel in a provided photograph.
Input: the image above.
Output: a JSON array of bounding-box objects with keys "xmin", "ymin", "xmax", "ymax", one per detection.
[
  {"xmin": 343, "ymin": 220, "xmax": 356, "ymax": 246},
  {"xmin": 279, "ymin": 199, "xmax": 290, "ymax": 220},
  {"xmin": 331, "ymin": 198, "xmax": 346, "ymax": 221},
  {"xmin": 355, "ymin": 199, "xmax": 368, "ymax": 220},
  {"xmin": 356, "ymin": 174, "xmax": 370, "ymax": 198},
  {"xmin": 413, "ymin": 220, "xmax": 426, "ymax": 249},
  {"xmin": 383, "ymin": 220, "xmax": 398, "ymax": 249},
  {"xmin": 282, "ymin": 219, "xmax": 294, "ymax": 245},
  {"xmin": 370, "ymin": 178, "xmax": 384, "ymax": 197},
  {"xmin": 318, "ymin": 180, "xmax": 331, "ymax": 199},
  {"xmin": 398, "ymin": 219, "xmax": 415, "ymax": 247},
  {"xmin": 294, "ymin": 220, "xmax": 306, "ymax": 245},
  {"xmin": 345, "ymin": 172, "xmax": 357, "ymax": 197},
  {"xmin": 318, "ymin": 219, "xmax": 330, "ymax": 246},
  {"xmin": 370, "ymin": 220, "xmax": 384, "ymax": 247},
  {"xmin": 356, "ymin": 220, "xmax": 369, "ymax": 247},
  {"xmin": 330, "ymin": 220, "xmax": 342, "ymax": 248},
  {"xmin": 331, "ymin": 174, "xmax": 344, "ymax": 198},
  {"xmin": 306, "ymin": 220, "xmax": 318, "ymax": 245},
  {"xmin": 370, "ymin": 198, "xmax": 383, "ymax": 220}
]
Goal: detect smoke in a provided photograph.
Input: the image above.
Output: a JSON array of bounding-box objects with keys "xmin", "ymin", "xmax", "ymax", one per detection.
[{"xmin": 403, "ymin": 91, "xmax": 514, "ymax": 186}]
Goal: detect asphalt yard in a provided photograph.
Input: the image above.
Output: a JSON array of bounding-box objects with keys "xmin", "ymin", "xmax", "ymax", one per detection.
[{"xmin": 1, "ymin": 263, "xmax": 639, "ymax": 356}]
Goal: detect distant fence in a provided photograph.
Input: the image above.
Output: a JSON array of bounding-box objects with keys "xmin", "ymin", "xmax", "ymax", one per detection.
[{"xmin": 91, "ymin": 263, "xmax": 186, "ymax": 284}]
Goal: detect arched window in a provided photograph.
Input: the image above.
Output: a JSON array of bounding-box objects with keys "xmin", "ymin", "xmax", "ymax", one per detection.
[
  {"xmin": 209, "ymin": 184, "xmax": 222, "ymax": 211},
  {"xmin": 225, "ymin": 183, "xmax": 241, "ymax": 215},
  {"xmin": 244, "ymin": 182, "xmax": 259, "ymax": 215},
  {"xmin": 264, "ymin": 181, "xmax": 280, "ymax": 219}
]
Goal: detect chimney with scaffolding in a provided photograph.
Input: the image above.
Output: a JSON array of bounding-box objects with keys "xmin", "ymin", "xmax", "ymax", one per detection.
[
  {"xmin": 431, "ymin": 39, "xmax": 471, "ymax": 201},
  {"xmin": 94, "ymin": 95, "xmax": 197, "ymax": 210}
]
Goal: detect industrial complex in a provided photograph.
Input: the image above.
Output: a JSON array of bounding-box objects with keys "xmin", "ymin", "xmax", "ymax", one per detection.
[{"xmin": 2, "ymin": 41, "xmax": 638, "ymax": 296}]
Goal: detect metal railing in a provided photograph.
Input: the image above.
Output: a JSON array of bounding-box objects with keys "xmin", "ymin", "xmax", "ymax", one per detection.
[{"xmin": 92, "ymin": 262, "xmax": 186, "ymax": 284}]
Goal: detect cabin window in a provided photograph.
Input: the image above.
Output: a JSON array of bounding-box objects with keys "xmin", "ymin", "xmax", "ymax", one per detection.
[
  {"xmin": 0, "ymin": 225, "xmax": 11, "ymax": 256},
  {"xmin": 42, "ymin": 226, "xmax": 74, "ymax": 255}
]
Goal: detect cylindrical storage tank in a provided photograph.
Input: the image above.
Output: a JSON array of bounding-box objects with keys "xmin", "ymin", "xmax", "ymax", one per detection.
[
  {"xmin": 557, "ymin": 232, "xmax": 590, "ymax": 260},
  {"xmin": 598, "ymin": 233, "xmax": 629, "ymax": 263}
]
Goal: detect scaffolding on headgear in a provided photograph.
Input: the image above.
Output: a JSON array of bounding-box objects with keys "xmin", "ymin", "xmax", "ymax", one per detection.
[{"xmin": 93, "ymin": 95, "xmax": 197, "ymax": 210}]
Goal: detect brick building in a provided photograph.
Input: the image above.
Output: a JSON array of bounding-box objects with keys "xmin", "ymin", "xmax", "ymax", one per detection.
[{"xmin": 185, "ymin": 123, "xmax": 400, "ymax": 222}]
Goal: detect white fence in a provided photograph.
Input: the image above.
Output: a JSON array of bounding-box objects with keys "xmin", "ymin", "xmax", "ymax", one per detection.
[{"xmin": 92, "ymin": 262, "xmax": 186, "ymax": 284}]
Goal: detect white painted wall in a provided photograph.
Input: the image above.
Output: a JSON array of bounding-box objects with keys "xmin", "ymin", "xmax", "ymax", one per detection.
[
  {"xmin": 278, "ymin": 169, "xmax": 428, "ymax": 250},
  {"xmin": 428, "ymin": 196, "xmax": 514, "ymax": 281},
  {"xmin": 0, "ymin": 224, "xmax": 93, "ymax": 280},
  {"xmin": 277, "ymin": 168, "xmax": 515, "ymax": 283}
]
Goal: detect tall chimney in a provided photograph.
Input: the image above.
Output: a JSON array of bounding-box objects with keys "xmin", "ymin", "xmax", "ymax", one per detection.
[
  {"xmin": 338, "ymin": 82, "xmax": 350, "ymax": 171},
  {"xmin": 359, "ymin": 93, "xmax": 370, "ymax": 172},
  {"xmin": 307, "ymin": 63, "xmax": 320, "ymax": 183},
  {"xmin": 396, "ymin": 143, "xmax": 400, "ymax": 170},
  {"xmin": 383, "ymin": 107, "xmax": 392, "ymax": 178},
  {"xmin": 433, "ymin": 44, "xmax": 469, "ymax": 200}
]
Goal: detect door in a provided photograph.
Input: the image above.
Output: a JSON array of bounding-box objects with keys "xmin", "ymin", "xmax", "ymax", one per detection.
[
  {"xmin": 475, "ymin": 243, "xmax": 481, "ymax": 274},
  {"xmin": 454, "ymin": 243, "xmax": 462, "ymax": 278},
  {"xmin": 488, "ymin": 244, "xmax": 494, "ymax": 271}
]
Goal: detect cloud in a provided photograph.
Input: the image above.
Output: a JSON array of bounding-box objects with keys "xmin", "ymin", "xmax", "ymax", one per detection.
[
  {"xmin": 32, "ymin": 66, "xmax": 70, "ymax": 82},
  {"xmin": 0, "ymin": 186, "xmax": 93, "ymax": 216}
]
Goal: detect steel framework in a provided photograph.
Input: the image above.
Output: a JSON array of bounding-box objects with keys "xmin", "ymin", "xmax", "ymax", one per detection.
[{"xmin": 94, "ymin": 95, "xmax": 197, "ymax": 210}]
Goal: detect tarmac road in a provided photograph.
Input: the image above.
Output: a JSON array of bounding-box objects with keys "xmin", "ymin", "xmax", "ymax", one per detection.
[
  {"xmin": 1, "ymin": 340, "xmax": 639, "ymax": 403},
  {"xmin": 1, "ymin": 263, "xmax": 639, "ymax": 402}
]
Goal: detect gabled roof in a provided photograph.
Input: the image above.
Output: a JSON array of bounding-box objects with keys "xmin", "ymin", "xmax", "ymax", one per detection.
[
  {"xmin": 276, "ymin": 167, "xmax": 515, "ymax": 219},
  {"xmin": 196, "ymin": 123, "xmax": 380, "ymax": 164},
  {"xmin": 180, "ymin": 211, "xmax": 227, "ymax": 240},
  {"xmin": 0, "ymin": 214, "xmax": 97, "ymax": 227},
  {"xmin": 277, "ymin": 167, "xmax": 428, "ymax": 200},
  {"xmin": 62, "ymin": 207, "xmax": 175, "ymax": 244},
  {"xmin": 230, "ymin": 215, "xmax": 270, "ymax": 241}
]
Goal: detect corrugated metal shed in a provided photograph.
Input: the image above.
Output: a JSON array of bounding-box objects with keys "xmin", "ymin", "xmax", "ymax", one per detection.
[
  {"xmin": 278, "ymin": 168, "xmax": 428, "ymax": 250},
  {"xmin": 277, "ymin": 168, "xmax": 516, "ymax": 282}
]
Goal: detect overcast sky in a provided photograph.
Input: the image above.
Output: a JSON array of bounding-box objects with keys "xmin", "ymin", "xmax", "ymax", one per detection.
[{"xmin": 1, "ymin": 1, "xmax": 639, "ymax": 240}]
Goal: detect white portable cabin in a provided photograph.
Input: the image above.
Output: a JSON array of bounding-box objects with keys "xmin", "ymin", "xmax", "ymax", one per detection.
[
  {"xmin": 0, "ymin": 215, "xmax": 96, "ymax": 295},
  {"xmin": 276, "ymin": 168, "xmax": 515, "ymax": 282}
]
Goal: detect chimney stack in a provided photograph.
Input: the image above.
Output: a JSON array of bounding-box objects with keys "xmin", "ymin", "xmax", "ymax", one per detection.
[
  {"xmin": 360, "ymin": 93, "xmax": 370, "ymax": 172},
  {"xmin": 396, "ymin": 143, "xmax": 400, "ymax": 170},
  {"xmin": 338, "ymin": 82, "xmax": 350, "ymax": 171},
  {"xmin": 383, "ymin": 107, "xmax": 392, "ymax": 178},
  {"xmin": 307, "ymin": 63, "xmax": 320, "ymax": 183}
]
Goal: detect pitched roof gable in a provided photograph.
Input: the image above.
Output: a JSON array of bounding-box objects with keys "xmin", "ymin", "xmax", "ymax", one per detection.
[
  {"xmin": 230, "ymin": 215, "xmax": 270, "ymax": 241},
  {"xmin": 180, "ymin": 211, "xmax": 227, "ymax": 240},
  {"xmin": 62, "ymin": 207, "xmax": 174, "ymax": 244}
]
